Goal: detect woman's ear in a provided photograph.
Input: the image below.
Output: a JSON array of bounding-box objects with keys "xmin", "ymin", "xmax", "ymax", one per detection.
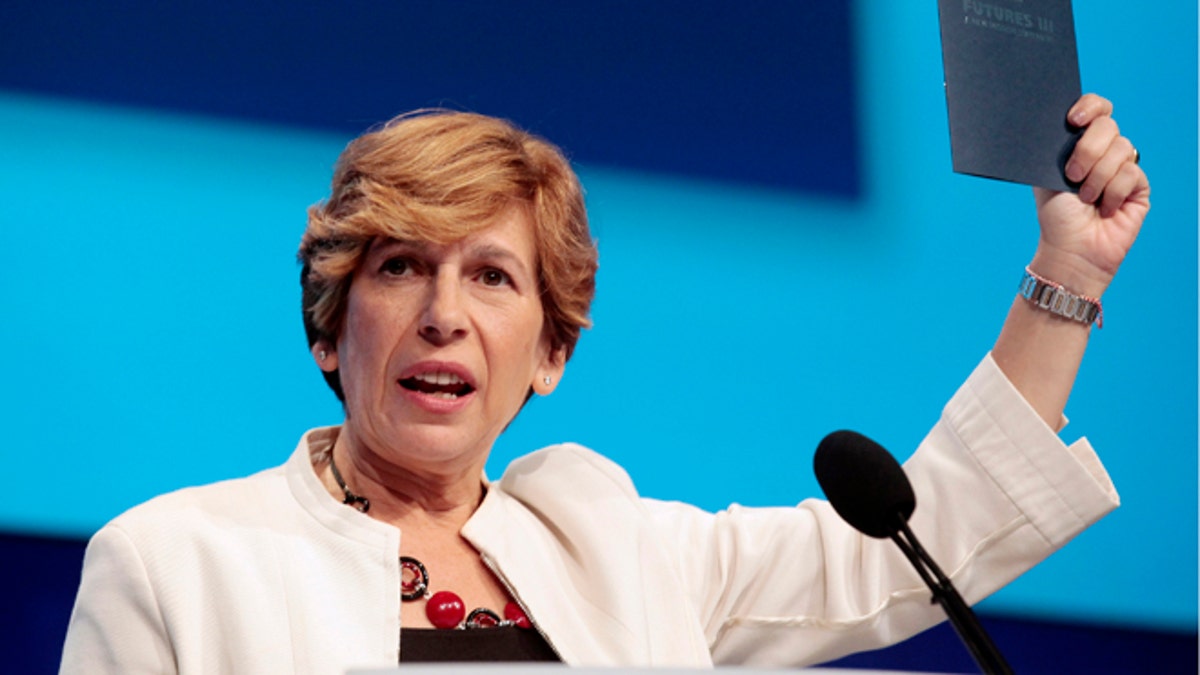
[
  {"xmin": 533, "ymin": 347, "xmax": 568, "ymax": 396},
  {"xmin": 312, "ymin": 341, "xmax": 339, "ymax": 372}
]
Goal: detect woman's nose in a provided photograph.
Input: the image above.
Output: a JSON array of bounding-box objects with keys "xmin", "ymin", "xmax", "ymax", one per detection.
[{"xmin": 418, "ymin": 271, "xmax": 468, "ymax": 344}]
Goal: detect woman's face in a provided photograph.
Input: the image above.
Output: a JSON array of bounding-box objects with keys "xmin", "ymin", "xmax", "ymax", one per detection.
[{"xmin": 319, "ymin": 206, "xmax": 564, "ymax": 472}]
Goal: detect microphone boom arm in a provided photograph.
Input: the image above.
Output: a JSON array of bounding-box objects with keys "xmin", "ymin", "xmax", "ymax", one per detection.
[{"xmin": 891, "ymin": 516, "xmax": 1014, "ymax": 675}]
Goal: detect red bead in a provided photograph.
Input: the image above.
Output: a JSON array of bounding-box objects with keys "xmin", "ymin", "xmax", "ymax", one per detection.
[
  {"xmin": 504, "ymin": 601, "xmax": 532, "ymax": 629},
  {"xmin": 426, "ymin": 591, "xmax": 465, "ymax": 629}
]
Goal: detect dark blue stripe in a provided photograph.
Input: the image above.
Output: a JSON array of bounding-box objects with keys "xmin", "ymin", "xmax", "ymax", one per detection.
[{"xmin": 0, "ymin": 0, "xmax": 860, "ymax": 195}]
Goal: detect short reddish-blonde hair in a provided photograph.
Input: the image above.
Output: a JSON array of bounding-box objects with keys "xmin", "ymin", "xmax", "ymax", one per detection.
[{"xmin": 298, "ymin": 110, "xmax": 598, "ymax": 401}]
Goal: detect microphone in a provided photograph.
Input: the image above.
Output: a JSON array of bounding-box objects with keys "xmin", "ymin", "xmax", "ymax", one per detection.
[
  {"xmin": 813, "ymin": 430, "xmax": 914, "ymax": 538},
  {"xmin": 814, "ymin": 430, "xmax": 1013, "ymax": 675}
]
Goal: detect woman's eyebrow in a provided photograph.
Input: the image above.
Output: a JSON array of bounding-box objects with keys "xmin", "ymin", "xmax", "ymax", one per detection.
[
  {"xmin": 467, "ymin": 244, "xmax": 532, "ymax": 276},
  {"xmin": 368, "ymin": 237, "xmax": 427, "ymax": 256}
]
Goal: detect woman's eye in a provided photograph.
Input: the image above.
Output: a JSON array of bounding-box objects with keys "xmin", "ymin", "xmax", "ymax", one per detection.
[
  {"xmin": 479, "ymin": 268, "xmax": 511, "ymax": 287},
  {"xmin": 380, "ymin": 257, "xmax": 410, "ymax": 276}
]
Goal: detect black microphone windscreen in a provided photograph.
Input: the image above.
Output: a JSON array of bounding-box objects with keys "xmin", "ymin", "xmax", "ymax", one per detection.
[{"xmin": 813, "ymin": 430, "xmax": 916, "ymax": 538}]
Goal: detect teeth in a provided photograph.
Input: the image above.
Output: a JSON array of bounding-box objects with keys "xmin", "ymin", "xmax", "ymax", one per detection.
[
  {"xmin": 435, "ymin": 392, "xmax": 457, "ymax": 400},
  {"xmin": 413, "ymin": 372, "xmax": 464, "ymax": 385}
]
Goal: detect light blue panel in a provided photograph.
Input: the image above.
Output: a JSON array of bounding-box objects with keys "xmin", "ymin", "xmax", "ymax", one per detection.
[
  {"xmin": 512, "ymin": 0, "xmax": 1197, "ymax": 632},
  {"xmin": 1, "ymin": 93, "xmax": 350, "ymax": 529},
  {"xmin": 1, "ymin": 0, "xmax": 1194, "ymax": 635},
  {"xmin": 837, "ymin": 0, "xmax": 1197, "ymax": 631}
]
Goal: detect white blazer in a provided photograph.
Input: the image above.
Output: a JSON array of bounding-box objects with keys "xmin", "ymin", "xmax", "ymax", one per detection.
[{"xmin": 61, "ymin": 354, "xmax": 1118, "ymax": 674}]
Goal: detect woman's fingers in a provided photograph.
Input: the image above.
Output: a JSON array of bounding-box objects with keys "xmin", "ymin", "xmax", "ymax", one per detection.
[
  {"xmin": 1077, "ymin": 132, "xmax": 1135, "ymax": 205},
  {"xmin": 1098, "ymin": 161, "xmax": 1149, "ymax": 219},
  {"xmin": 1065, "ymin": 114, "xmax": 1120, "ymax": 185},
  {"xmin": 1067, "ymin": 93, "xmax": 1114, "ymax": 128}
]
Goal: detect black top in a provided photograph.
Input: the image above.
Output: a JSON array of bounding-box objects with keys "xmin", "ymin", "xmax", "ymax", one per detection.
[{"xmin": 399, "ymin": 627, "xmax": 561, "ymax": 663}]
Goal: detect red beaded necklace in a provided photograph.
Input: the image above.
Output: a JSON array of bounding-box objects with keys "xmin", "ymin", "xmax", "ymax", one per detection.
[
  {"xmin": 329, "ymin": 454, "xmax": 533, "ymax": 631},
  {"xmin": 400, "ymin": 556, "xmax": 532, "ymax": 630}
]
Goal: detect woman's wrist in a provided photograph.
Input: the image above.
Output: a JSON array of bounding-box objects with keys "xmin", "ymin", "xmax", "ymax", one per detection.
[{"xmin": 1028, "ymin": 246, "xmax": 1115, "ymax": 300}]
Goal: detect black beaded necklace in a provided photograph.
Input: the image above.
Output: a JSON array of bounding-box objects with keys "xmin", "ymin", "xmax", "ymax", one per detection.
[
  {"xmin": 328, "ymin": 453, "xmax": 532, "ymax": 630},
  {"xmin": 329, "ymin": 452, "xmax": 370, "ymax": 512}
]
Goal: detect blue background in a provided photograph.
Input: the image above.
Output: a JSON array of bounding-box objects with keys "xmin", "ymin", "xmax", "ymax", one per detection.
[{"xmin": 2, "ymin": 1, "xmax": 1195, "ymax": 671}]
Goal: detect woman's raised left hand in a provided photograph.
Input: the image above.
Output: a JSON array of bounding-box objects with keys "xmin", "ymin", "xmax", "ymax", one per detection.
[{"xmin": 1031, "ymin": 93, "xmax": 1151, "ymax": 298}]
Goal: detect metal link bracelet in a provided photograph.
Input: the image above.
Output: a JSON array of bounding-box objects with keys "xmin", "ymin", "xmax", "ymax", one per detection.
[{"xmin": 1017, "ymin": 267, "xmax": 1103, "ymax": 328}]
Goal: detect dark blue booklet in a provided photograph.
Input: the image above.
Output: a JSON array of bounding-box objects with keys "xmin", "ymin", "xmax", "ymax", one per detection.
[{"xmin": 937, "ymin": 0, "xmax": 1081, "ymax": 191}]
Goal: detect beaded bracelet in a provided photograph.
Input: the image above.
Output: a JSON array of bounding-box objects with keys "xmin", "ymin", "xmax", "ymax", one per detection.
[{"xmin": 1017, "ymin": 267, "xmax": 1104, "ymax": 328}]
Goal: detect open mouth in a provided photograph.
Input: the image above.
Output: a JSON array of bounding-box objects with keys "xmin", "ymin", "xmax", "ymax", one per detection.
[{"xmin": 399, "ymin": 372, "xmax": 475, "ymax": 400}]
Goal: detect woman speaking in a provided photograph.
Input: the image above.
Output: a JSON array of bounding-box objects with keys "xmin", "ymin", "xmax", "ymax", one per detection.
[{"xmin": 61, "ymin": 93, "xmax": 1148, "ymax": 672}]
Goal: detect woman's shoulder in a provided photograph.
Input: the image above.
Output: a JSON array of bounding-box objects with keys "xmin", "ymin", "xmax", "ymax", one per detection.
[
  {"xmin": 101, "ymin": 427, "xmax": 337, "ymax": 539},
  {"xmin": 98, "ymin": 463, "xmax": 291, "ymax": 545},
  {"xmin": 497, "ymin": 442, "xmax": 639, "ymax": 498}
]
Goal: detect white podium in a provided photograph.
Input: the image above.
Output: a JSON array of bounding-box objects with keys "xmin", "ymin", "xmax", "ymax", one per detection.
[{"xmin": 350, "ymin": 662, "xmax": 955, "ymax": 667}]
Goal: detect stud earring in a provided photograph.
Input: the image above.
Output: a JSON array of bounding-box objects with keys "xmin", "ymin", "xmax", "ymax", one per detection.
[
  {"xmin": 543, "ymin": 376, "xmax": 552, "ymax": 385},
  {"xmin": 319, "ymin": 350, "xmax": 328, "ymax": 361}
]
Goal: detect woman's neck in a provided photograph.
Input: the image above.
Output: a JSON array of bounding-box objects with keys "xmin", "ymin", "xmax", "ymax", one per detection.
[{"xmin": 321, "ymin": 426, "xmax": 488, "ymax": 530}]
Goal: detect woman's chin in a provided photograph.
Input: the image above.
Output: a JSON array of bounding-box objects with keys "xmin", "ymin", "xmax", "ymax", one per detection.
[{"xmin": 370, "ymin": 422, "xmax": 498, "ymax": 470}]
